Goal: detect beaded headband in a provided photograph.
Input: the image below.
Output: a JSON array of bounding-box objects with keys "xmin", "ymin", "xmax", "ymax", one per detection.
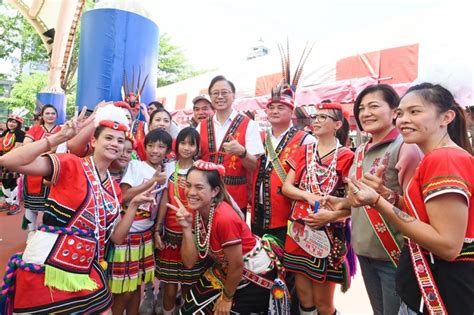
[
  {"xmin": 193, "ymin": 160, "xmax": 226, "ymax": 177},
  {"xmin": 99, "ymin": 120, "xmax": 129, "ymax": 131},
  {"xmin": 267, "ymin": 86, "xmax": 295, "ymax": 109},
  {"xmin": 315, "ymin": 103, "xmax": 350, "ymax": 120}
]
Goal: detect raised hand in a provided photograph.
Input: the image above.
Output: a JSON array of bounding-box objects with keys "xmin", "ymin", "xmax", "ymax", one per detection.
[
  {"xmin": 167, "ymin": 196, "xmax": 192, "ymax": 230},
  {"xmin": 347, "ymin": 177, "xmax": 380, "ymax": 208},
  {"xmin": 130, "ymin": 182, "xmax": 164, "ymax": 209},
  {"xmin": 60, "ymin": 107, "xmax": 96, "ymax": 140},
  {"xmin": 222, "ymin": 135, "xmax": 245, "ymax": 157},
  {"xmin": 361, "ymin": 165, "xmax": 391, "ymax": 196},
  {"xmin": 152, "ymin": 165, "xmax": 167, "ymax": 185}
]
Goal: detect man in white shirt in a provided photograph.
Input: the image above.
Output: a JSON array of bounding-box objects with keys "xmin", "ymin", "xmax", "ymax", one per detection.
[{"xmin": 197, "ymin": 75, "xmax": 264, "ymax": 214}]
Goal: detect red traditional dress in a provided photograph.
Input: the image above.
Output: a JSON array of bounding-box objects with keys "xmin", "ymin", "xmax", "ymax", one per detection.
[
  {"xmin": 155, "ymin": 164, "xmax": 205, "ymax": 284},
  {"xmin": 23, "ymin": 124, "xmax": 61, "ymax": 213},
  {"xmin": 396, "ymin": 147, "xmax": 474, "ymax": 314},
  {"xmin": 0, "ymin": 154, "xmax": 121, "ymax": 314},
  {"xmin": 200, "ymin": 115, "xmax": 251, "ymax": 209},
  {"xmin": 283, "ymin": 142, "xmax": 354, "ymax": 290},
  {"xmin": 181, "ymin": 202, "xmax": 287, "ymax": 314}
]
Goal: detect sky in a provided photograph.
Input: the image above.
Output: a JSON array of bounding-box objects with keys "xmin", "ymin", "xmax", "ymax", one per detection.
[
  {"xmin": 144, "ymin": 0, "xmax": 449, "ymax": 70},
  {"xmin": 0, "ymin": 0, "xmax": 455, "ymax": 74}
]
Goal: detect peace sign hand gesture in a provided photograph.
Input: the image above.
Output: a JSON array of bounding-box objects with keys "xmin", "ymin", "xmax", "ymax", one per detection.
[
  {"xmin": 167, "ymin": 196, "xmax": 192, "ymax": 230},
  {"xmin": 130, "ymin": 182, "xmax": 164, "ymax": 209},
  {"xmin": 60, "ymin": 107, "xmax": 96, "ymax": 141}
]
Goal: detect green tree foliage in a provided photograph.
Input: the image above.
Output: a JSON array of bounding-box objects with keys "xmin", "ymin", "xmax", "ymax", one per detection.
[
  {"xmin": 2, "ymin": 73, "xmax": 47, "ymax": 112},
  {"xmin": 0, "ymin": 11, "xmax": 49, "ymax": 78},
  {"xmin": 158, "ymin": 33, "xmax": 207, "ymax": 87},
  {"xmin": 2, "ymin": 73, "xmax": 77, "ymax": 120},
  {"xmin": 1, "ymin": 4, "xmax": 201, "ymax": 120}
]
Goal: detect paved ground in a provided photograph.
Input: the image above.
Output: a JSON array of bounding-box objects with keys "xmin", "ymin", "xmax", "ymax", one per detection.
[
  {"xmin": 335, "ymin": 266, "xmax": 372, "ymax": 314},
  {"xmin": 1, "ymin": 208, "xmax": 373, "ymax": 314},
  {"xmin": 0, "ymin": 207, "xmax": 28, "ymax": 272}
]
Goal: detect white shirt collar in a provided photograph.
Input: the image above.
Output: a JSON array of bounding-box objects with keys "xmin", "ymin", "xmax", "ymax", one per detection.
[
  {"xmin": 213, "ymin": 109, "xmax": 238, "ymax": 126},
  {"xmin": 269, "ymin": 124, "xmax": 293, "ymax": 142}
]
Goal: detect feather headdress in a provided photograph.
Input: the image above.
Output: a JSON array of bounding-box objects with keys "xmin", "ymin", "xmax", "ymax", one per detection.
[
  {"xmin": 268, "ymin": 40, "xmax": 314, "ymax": 109},
  {"xmin": 122, "ymin": 66, "xmax": 149, "ymax": 109},
  {"xmin": 8, "ymin": 108, "xmax": 29, "ymax": 124}
]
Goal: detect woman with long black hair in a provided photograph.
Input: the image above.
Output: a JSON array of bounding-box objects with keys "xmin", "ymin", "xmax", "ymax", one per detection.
[
  {"xmin": 22, "ymin": 104, "xmax": 61, "ymax": 228},
  {"xmin": 171, "ymin": 160, "xmax": 287, "ymax": 315},
  {"xmin": 348, "ymin": 83, "xmax": 473, "ymax": 314}
]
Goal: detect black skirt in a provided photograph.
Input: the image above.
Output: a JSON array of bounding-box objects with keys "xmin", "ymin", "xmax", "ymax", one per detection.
[{"xmin": 396, "ymin": 246, "xmax": 474, "ymax": 315}]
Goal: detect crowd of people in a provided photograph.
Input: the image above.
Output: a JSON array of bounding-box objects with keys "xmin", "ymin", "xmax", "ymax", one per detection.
[{"xmin": 0, "ymin": 74, "xmax": 472, "ymax": 315}]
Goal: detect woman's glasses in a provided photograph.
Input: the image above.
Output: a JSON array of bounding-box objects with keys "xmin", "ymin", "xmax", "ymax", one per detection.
[{"xmin": 313, "ymin": 114, "xmax": 337, "ymax": 123}]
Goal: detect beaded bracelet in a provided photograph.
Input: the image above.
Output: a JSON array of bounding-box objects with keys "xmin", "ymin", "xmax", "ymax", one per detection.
[
  {"xmin": 45, "ymin": 137, "xmax": 53, "ymax": 151},
  {"xmin": 371, "ymin": 194, "xmax": 381, "ymax": 208},
  {"xmin": 154, "ymin": 223, "xmax": 164, "ymax": 235},
  {"xmin": 222, "ymin": 287, "xmax": 234, "ymax": 300}
]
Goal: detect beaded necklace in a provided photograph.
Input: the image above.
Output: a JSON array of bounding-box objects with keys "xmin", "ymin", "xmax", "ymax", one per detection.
[
  {"xmin": 88, "ymin": 157, "xmax": 120, "ymax": 252},
  {"xmin": 2, "ymin": 132, "xmax": 16, "ymax": 152},
  {"xmin": 173, "ymin": 161, "xmax": 190, "ymax": 207},
  {"xmin": 305, "ymin": 139, "xmax": 340, "ymax": 196},
  {"xmin": 194, "ymin": 202, "xmax": 216, "ymax": 259}
]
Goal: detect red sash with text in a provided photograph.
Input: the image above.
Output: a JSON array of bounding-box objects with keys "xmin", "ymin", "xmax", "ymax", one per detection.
[{"xmin": 356, "ymin": 143, "xmax": 401, "ymax": 266}]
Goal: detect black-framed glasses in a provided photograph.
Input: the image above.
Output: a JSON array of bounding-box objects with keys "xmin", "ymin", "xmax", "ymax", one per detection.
[
  {"xmin": 313, "ymin": 114, "xmax": 337, "ymax": 123},
  {"xmin": 210, "ymin": 90, "xmax": 233, "ymax": 98}
]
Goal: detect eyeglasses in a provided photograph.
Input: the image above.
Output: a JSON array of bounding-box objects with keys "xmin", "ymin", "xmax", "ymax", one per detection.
[
  {"xmin": 313, "ymin": 114, "xmax": 337, "ymax": 123},
  {"xmin": 210, "ymin": 90, "xmax": 233, "ymax": 98}
]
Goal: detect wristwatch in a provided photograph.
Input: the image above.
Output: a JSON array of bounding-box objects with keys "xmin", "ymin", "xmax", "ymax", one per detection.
[{"xmin": 238, "ymin": 147, "xmax": 247, "ymax": 158}]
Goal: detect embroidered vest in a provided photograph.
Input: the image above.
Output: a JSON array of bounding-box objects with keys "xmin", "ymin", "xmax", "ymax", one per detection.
[
  {"xmin": 200, "ymin": 114, "xmax": 250, "ymax": 208},
  {"xmin": 252, "ymin": 128, "xmax": 307, "ymax": 229},
  {"xmin": 44, "ymin": 156, "xmax": 120, "ymax": 274}
]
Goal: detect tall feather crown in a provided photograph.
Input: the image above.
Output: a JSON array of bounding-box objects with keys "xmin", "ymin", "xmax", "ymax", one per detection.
[
  {"xmin": 268, "ymin": 40, "xmax": 313, "ymax": 109},
  {"xmin": 122, "ymin": 66, "xmax": 149, "ymax": 109}
]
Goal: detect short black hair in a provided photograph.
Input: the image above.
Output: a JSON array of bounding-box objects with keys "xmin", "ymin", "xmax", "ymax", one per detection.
[
  {"xmin": 353, "ymin": 84, "xmax": 399, "ymax": 131},
  {"xmin": 148, "ymin": 101, "xmax": 164, "ymax": 109},
  {"xmin": 175, "ymin": 127, "xmax": 200, "ymax": 157},
  {"xmin": 208, "ymin": 75, "xmax": 236, "ymax": 94},
  {"xmin": 144, "ymin": 128, "xmax": 172, "ymax": 150}
]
